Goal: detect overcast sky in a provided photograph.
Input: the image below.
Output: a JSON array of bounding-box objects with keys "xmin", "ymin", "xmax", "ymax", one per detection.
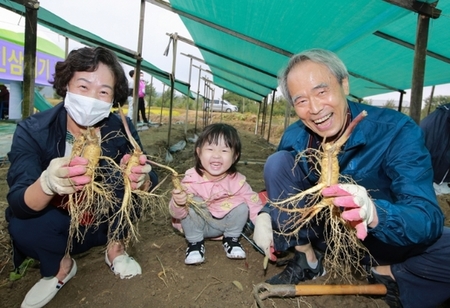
[
  {"xmin": 1, "ymin": 0, "xmax": 449, "ymax": 102},
  {"xmin": 1, "ymin": 0, "xmax": 205, "ymax": 95}
]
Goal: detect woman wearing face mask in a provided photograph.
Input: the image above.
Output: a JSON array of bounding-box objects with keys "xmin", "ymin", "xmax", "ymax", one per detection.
[{"xmin": 5, "ymin": 46, "xmax": 158, "ymax": 308}]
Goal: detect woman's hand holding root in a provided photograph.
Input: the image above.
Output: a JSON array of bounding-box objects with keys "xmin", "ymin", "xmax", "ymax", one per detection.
[
  {"xmin": 40, "ymin": 156, "xmax": 91, "ymax": 195},
  {"xmin": 121, "ymin": 154, "xmax": 152, "ymax": 190},
  {"xmin": 322, "ymin": 184, "xmax": 377, "ymax": 240}
]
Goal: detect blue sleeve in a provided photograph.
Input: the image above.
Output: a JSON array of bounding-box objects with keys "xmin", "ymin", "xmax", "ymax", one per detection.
[
  {"xmin": 368, "ymin": 119, "xmax": 443, "ymax": 246},
  {"xmin": 6, "ymin": 124, "xmax": 51, "ymax": 219}
]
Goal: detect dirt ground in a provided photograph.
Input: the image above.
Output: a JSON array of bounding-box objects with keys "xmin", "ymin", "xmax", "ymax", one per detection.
[{"xmin": 1, "ymin": 111, "xmax": 450, "ymax": 308}]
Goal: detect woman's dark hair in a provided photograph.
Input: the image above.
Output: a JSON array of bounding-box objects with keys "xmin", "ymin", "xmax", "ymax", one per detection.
[
  {"xmin": 194, "ymin": 123, "xmax": 241, "ymax": 177},
  {"xmin": 51, "ymin": 46, "xmax": 129, "ymax": 105}
]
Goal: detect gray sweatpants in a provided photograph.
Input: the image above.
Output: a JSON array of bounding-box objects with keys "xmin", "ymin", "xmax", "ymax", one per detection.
[{"xmin": 181, "ymin": 202, "xmax": 249, "ymax": 243}]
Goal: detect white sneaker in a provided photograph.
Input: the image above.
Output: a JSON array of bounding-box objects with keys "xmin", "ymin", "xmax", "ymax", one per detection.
[
  {"xmin": 137, "ymin": 125, "xmax": 149, "ymax": 131},
  {"xmin": 433, "ymin": 182, "xmax": 450, "ymax": 195},
  {"xmin": 105, "ymin": 251, "xmax": 142, "ymax": 279},
  {"xmin": 21, "ymin": 259, "xmax": 77, "ymax": 308},
  {"xmin": 185, "ymin": 241, "xmax": 205, "ymax": 265},
  {"xmin": 222, "ymin": 237, "xmax": 246, "ymax": 259}
]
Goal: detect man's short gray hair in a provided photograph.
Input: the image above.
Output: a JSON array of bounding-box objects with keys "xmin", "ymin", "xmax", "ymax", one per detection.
[{"xmin": 278, "ymin": 49, "xmax": 349, "ymax": 105}]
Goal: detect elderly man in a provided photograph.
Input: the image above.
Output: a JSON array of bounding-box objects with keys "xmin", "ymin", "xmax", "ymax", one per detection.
[{"xmin": 254, "ymin": 48, "xmax": 450, "ymax": 308}]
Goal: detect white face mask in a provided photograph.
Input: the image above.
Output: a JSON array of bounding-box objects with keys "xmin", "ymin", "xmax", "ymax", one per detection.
[{"xmin": 64, "ymin": 91, "xmax": 113, "ymax": 127}]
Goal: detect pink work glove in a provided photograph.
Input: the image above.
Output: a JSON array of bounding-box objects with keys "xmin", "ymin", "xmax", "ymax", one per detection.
[
  {"xmin": 253, "ymin": 213, "xmax": 277, "ymax": 261},
  {"xmin": 322, "ymin": 184, "xmax": 376, "ymax": 240},
  {"xmin": 40, "ymin": 156, "xmax": 91, "ymax": 195},
  {"xmin": 121, "ymin": 154, "xmax": 152, "ymax": 190}
]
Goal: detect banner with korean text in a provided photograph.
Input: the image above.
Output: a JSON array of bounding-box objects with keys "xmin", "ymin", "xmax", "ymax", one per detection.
[{"xmin": 0, "ymin": 39, "xmax": 63, "ymax": 86}]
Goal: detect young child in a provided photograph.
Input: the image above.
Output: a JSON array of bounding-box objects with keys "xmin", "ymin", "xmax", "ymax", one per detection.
[{"xmin": 169, "ymin": 123, "xmax": 263, "ymax": 265}]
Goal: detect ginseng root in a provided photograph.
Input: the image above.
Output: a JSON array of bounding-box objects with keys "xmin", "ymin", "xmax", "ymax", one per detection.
[
  {"xmin": 66, "ymin": 127, "xmax": 117, "ymax": 253},
  {"xmin": 107, "ymin": 107, "xmax": 166, "ymax": 246},
  {"xmin": 145, "ymin": 159, "xmax": 210, "ymax": 222},
  {"xmin": 271, "ymin": 110, "xmax": 372, "ymax": 282}
]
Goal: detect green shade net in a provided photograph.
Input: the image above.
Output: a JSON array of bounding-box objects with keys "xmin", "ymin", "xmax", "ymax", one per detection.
[{"xmin": 169, "ymin": 0, "xmax": 450, "ymax": 101}]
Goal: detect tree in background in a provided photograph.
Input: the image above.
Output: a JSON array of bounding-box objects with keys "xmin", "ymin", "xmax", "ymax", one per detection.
[
  {"xmin": 221, "ymin": 90, "xmax": 258, "ymax": 113},
  {"xmin": 382, "ymin": 99, "xmax": 397, "ymax": 110},
  {"xmin": 143, "ymin": 84, "xmax": 450, "ymax": 127},
  {"xmin": 144, "ymin": 82, "xmax": 157, "ymax": 106},
  {"xmin": 421, "ymin": 95, "xmax": 450, "ymax": 119},
  {"xmin": 271, "ymin": 95, "xmax": 291, "ymax": 117},
  {"xmin": 153, "ymin": 87, "xmax": 180, "ymax": 108}
]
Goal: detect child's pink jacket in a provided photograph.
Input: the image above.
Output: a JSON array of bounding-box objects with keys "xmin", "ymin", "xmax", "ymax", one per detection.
[{"xmin": 169, "ymin": 168, "xmax": 263, "ymax": 229}]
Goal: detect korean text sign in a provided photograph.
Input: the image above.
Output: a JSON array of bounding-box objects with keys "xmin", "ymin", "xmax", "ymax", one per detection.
[{"xmin": 0, "ymin": 39, "xmax": 63, "ymax": 86}]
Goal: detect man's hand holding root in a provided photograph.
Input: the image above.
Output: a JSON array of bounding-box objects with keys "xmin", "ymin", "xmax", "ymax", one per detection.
[
  {"xmin": 253, "ymin": 212, "xmax": 277, "ymax": 261},
  {"xmin": 121, "ymin": 154, "xmax": 152, "ymax": 190},
  {"xmin": 322, "ymin": 184, "xmax": 377, "ymax": 240},
  {"xmin": 40, "ymin": 156, "xmax": 91, "ymax": 195}
]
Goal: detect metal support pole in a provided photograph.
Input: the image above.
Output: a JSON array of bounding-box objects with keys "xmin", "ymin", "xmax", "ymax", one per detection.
[
  {"xmin": 397, "ymin": 91, "xmax": 404, "ymax": 113},
  {"xmin": 159, "ymin": 83, "xmax": 165, "ymax": 124},
  {"xmin": 260, "ymin": 96, "xmax": 268, "ymax": 136},
  {"xmin": 194, "ymin": 65, "xmax": 202, "ymax": 134},
  {"xmin": 203, "ymin": 80, "xmax": 210, "ymax": 128},
  {"xmin": 211, "ymin": 87, "xmax": 215, "ymax": 123},
  {"xmin": 267, "ymin": 90, "xmax": 276, "ymax": 144},
  {"xmin": 427, "ymin": 85, "xmax": 435, "ymax": 116},
  {"xmin": 132, "ymin": 0, "xmax": 146, "ymax": 126},
  {"xmin": 21, "ymin": 0, "xmax": 39, "ymax": 118},
  {"xmin": 147, "ymin": 76, "xmax": 153, "ymax": 122},
  {"xmin": 410, "ymin": 13, "xmax": 430, "ymax": 124},
  {"xmin": 184, "ymin": 57, "xmax": 193, "ymax": 135},
  {"xmin": 255, "ymin": 101, "xmax": 261, "ymax": 135},
  {"xmin": 167, "ymin": 33, "xmax": 178, "ymax": 148},
  {"xmin": 284, "ymin": 100, "xmax": 291, "ymax": 129},
  {"xmin": 220, "ymin": 88, "xmax": 224, "ymax": 122}
]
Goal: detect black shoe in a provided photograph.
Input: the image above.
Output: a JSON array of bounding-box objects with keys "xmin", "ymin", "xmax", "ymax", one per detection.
[
  {"xmin": 266, "ymin": 250, "xmax": 326, "ymax": 284},
  {"xmin": 185, "ymin": 240, "xmax": 205, "ymax": 265},
  {"xmin": 368, "ymin": 269, "xmax": 402, "ymax": 308},
  {"xmin": 222, "ymin": 237, "xmax": 246, "ymax": 259}
]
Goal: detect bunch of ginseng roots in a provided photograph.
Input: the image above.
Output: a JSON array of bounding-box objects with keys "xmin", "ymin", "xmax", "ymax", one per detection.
[
  {"xmin": 64, "ymin": 108, "xmax": 166, "ymax": 254},
  {"xmin": 270, "ymin": 110, "xmax": 373, "ymax": 283}
]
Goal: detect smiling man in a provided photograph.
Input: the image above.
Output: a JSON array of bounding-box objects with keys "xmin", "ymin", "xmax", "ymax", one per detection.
[{"xmin": 253, "ymin": 49, "xmax": 450, "ymax": 308}]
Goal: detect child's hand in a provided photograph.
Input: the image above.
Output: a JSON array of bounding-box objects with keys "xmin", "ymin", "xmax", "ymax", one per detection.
[{"xmin": 172, "ymin": 189, "xmax": 187, "ymax": 206}]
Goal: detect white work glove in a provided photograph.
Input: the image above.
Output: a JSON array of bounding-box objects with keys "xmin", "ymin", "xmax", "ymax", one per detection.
[
  {"xmin": 40, "ymin": 156, "xmax": 91, "ymax": 196},
  {"xmin": 253, "ymin": 212, "xmax": 276, "ymax": 261},
  {"xmin": 121, "ymin": 154, "xmax": 152, "ymax": 190},
  {"xmin": 322, "ymin": 184, "xmax": 376, "ymax": 240}
]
